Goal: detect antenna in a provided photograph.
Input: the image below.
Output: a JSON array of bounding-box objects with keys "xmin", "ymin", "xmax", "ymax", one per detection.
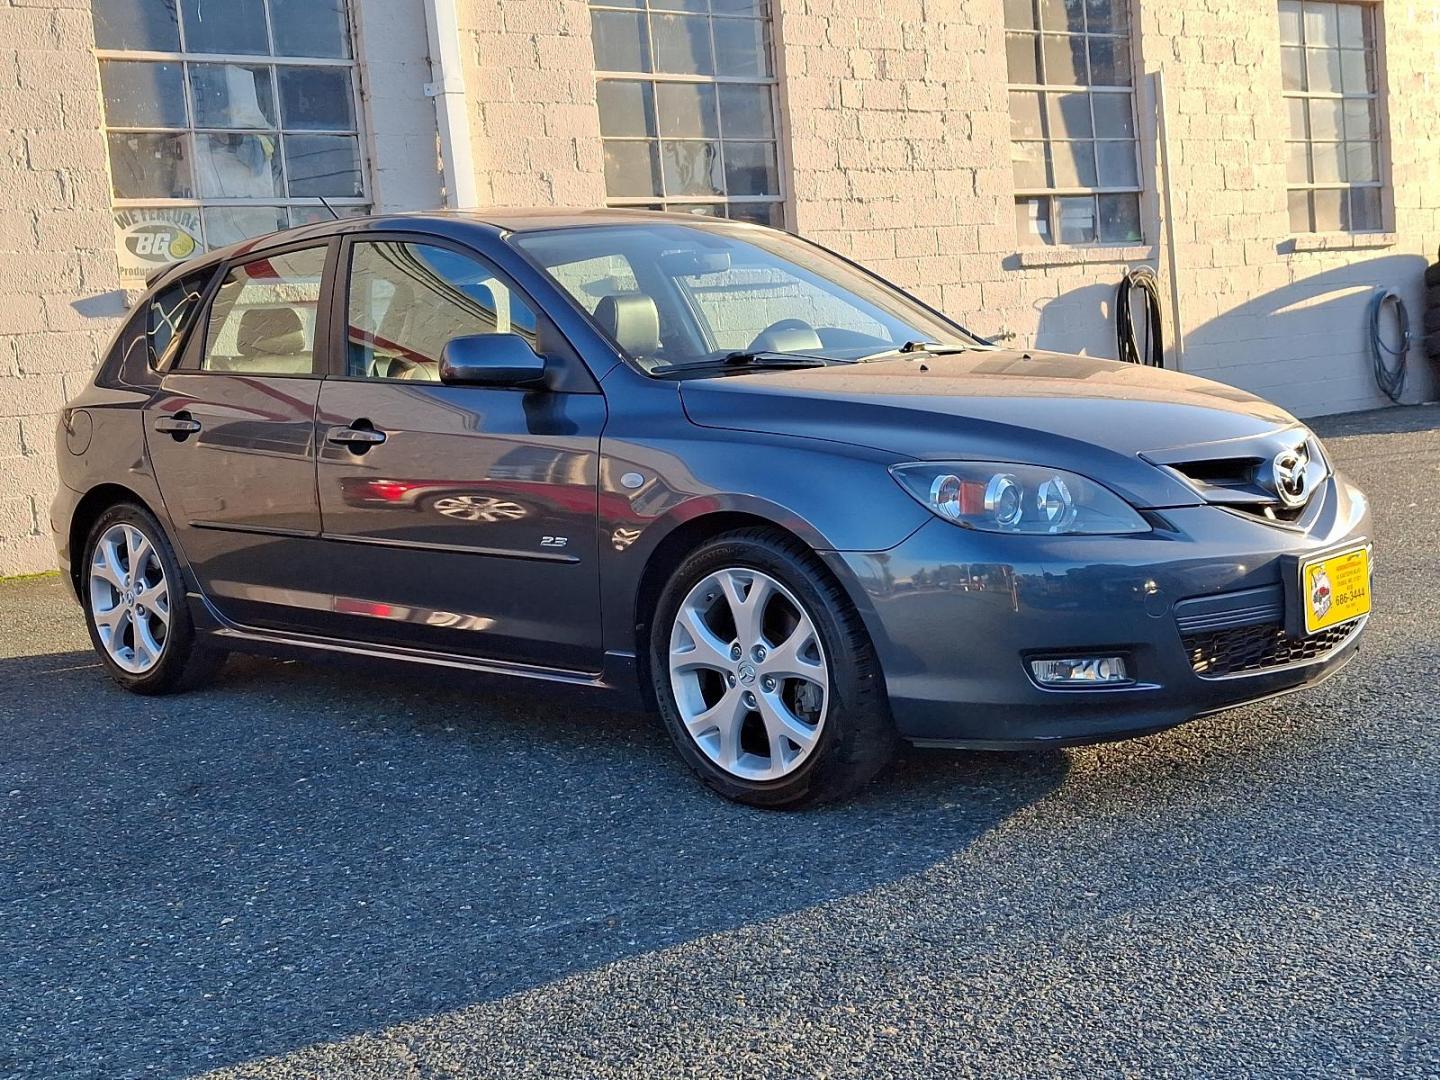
[{"xmin": 315, "ymin": 195, "xmax": 340, "ymax": 221}]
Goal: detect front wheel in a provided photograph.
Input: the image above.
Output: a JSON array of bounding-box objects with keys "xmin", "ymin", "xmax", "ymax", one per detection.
[{"xmin": 650, "ymin": 529, "xmax": 895, "ymax": 808}]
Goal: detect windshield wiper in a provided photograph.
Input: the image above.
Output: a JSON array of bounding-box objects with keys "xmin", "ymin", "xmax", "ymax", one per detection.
[
  {"xmin": 857, "ymin": 340, "xmax": 973, "ymax": 363},
  {"xmin": 649, "ymin": 351, "xmax": 834, "ymax": 376}
]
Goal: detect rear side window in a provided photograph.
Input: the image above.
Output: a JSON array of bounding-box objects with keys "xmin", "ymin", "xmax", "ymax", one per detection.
[
  {"xmin": 147, "ymin": 270, "xmax": 213, "ymax": 368},
  {"xmin": 200, "ymin": 245, "xmax": 328, "ymax": 375}
]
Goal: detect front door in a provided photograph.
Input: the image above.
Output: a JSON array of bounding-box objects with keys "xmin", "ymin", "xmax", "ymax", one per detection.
[
  {"xmin": 315, "ymin": 237, "xmax": 606, "ymax": 671},
  {"xmin": 146, "ymin": 243, "xmax": 333, "ymax": 632}
]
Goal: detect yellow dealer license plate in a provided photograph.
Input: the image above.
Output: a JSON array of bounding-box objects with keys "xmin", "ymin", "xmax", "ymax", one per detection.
[{"xmin": 1300, "ymin": 546, "xmax": 1371, "ymax": 634}]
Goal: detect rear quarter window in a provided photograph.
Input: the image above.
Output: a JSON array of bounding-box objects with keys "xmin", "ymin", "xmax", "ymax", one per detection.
[{"xmin": 147, "ymin": 269, "xmax": 216, "ymax": 369}]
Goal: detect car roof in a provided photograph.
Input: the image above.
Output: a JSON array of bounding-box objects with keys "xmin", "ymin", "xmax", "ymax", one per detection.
[{"xmin": 145, "ymin": 207, "xmax": 755, "ymax": 289}]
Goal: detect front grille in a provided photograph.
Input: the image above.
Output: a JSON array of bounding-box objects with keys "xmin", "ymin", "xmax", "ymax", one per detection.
[{"xmin": 1183, "ymin": 619, "xmax": 1360, "ymax": 678}]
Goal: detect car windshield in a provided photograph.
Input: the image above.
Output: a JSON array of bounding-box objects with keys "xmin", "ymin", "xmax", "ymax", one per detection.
[{"xmin": 510, "ymin": 221, "xmax": 979, "ymax": 375}]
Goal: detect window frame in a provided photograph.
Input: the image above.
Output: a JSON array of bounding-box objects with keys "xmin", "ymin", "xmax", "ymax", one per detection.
[
  {"xmin": 1279, "ymin": 0, "xmax": 1387, "ymax": 234},
  {"xmin": 178, "ymin": 237, "xmax": 339, "ymax": 379},
  {"xmin": 1005, "ymin": 0, "xmax": 1145, "ymax": 247},
  {"xmin": 94, "ymin": 0, "xmax": 372, "ymax": 253},
  {"xmin": 589, "ymin": 1, "xmax": 789, "ymax": 227}
]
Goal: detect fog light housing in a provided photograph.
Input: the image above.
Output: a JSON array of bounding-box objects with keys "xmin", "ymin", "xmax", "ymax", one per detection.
[{"xmin": 1030, "ymin": 656, "xmax": 1130, "ymax": 686}]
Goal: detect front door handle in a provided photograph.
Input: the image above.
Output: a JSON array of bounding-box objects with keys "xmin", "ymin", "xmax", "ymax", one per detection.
[
  {"xmin": 327, "ymin": 424, "xmax": 387, "ymax": 450},
  {"xmin": 154, "ymin": 414, "xmax": 202, "ymax": 438}
]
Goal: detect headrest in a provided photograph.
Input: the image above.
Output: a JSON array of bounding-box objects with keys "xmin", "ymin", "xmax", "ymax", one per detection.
[
  {"xmin": 594, "ymin": 293, "xmax": 660, "ymax": 355},
  {"xmin": 236, "ymin": 307, "xmax": 305, "ymax": 357}
]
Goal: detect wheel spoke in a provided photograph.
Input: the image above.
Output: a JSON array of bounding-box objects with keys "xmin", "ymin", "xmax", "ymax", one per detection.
[
  {"xmin": 687, "ymin": 686, "xmax": 747, "ymax": 743},
  {"xmin": 138, "ymin": 581, "xmax": 170, "ymax": 626},
  {"xmin": 93, "ymin": 537, "xmax": 126, "ymax": 589},
  {"xmin": 757, "ymin": 690, "xmax": 820, "ymax": 756},
  {"xmin": 93, "ymin": 601, "xmax": 126, "ymax": 632},
  {"xmin": 764, "ymin": 621, "xmax": 824, "ymax": 683},
  {"xmin": 126, "ymin": 527, "xmax": 153, "ymax": 578},
  {"xmin": 133, "ymin": 613, "xmax": 163, "ymax": 667},
  {"xmin": 671, "ymin": 605, "xmax": 734, "ymax": 673},
  {"xmin": 720, "ymin": 570, "xmax": 773, "ymax": 648}
]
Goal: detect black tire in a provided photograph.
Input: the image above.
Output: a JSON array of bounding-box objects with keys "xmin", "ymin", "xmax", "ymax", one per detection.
[
  {"xmin": 1426, "ymin": 262, "xmax": 1440, "ymax": 288},
  {"xmin": 80, "ymin": 501, "xmax": 225, "ymax": 695},
  {"xmin": 1426, "ymin": 283, "xmax": 1440, "ymax": 310},
  {"xmin": 1424, "ymin": 306, "xmax": 1440, "ymax": 335},
  {"xmin": 649, "ymin": 528, "xmax": 895, "ymax": 808},
  {"xmin": 1427, "ymin": 332, "xmax": 1440, "ymax": 361}
]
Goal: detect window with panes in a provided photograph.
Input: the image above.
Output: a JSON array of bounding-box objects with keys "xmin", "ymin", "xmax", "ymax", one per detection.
[
  {"xmin": 1004, "ymin": 0, "xmax": 1142, "ymax": 246},
  {"xmin": 589, "ymin": 1, "xmax": 785, "ymax": 226},
  {"xmin": 1280, "ymin": 1, "xmax": 1384, "ymax": 232},
  {"xmin": 92, "ymin": 0, "xmax": 368, "ymax": 272}
]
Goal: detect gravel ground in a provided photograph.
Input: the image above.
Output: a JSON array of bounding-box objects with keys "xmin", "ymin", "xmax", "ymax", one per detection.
[{"xmin": 1, "ymin": 406, "xmax": 1437, "ymax": 1080}]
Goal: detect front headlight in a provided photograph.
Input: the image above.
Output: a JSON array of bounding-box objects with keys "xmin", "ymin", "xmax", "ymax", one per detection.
[{"xmin": 890, "ymin": 462, "xmax": 1150, "ymax": 535}]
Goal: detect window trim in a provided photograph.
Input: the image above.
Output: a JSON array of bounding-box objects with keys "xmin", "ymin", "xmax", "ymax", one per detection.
[
  {"xmin": 590, "ymin": 2, "xmax": 788, "ymax": 225},
  {"xmin": 94, "ymin": 0, "xmax": 373, "ymax": 249}
]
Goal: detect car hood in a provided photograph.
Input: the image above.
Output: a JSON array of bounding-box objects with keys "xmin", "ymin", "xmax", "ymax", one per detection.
[{"xmin": 679, "ymin": 350, "xmax": 1304, "ymax": 509}]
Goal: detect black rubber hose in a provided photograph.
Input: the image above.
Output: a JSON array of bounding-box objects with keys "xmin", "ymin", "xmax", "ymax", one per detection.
[
  {"xmin": 1368, "ymin": 288, "xmax": 1409, "ymax": 403},
  {"xmin": 1116, "ymin": 265, "xmax": 1165, "ymax": 367}
]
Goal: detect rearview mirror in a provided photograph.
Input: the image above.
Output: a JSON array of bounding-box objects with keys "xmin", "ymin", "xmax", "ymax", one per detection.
[
  {"xmin": 658, "ymin": 250, "xmax": 731, "ymax": 277},
  {"xmin": 439, "ymin": 333, "xmax": 547, "ymax": 388}
]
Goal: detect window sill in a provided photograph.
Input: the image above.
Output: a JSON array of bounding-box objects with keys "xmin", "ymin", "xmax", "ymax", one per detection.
[
  {"xmin": 1284, "ymin": 232, "xmax": 1397, "ymax": 253},
  {"xmin": 1007, "ymin": 244, "xmax": 1157, "ymax": 269}
]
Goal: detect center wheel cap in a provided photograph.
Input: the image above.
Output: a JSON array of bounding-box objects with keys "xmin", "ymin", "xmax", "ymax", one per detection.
[{"xmin": 736, "ymin": 661, "xmax": 757, "ymax": 686}]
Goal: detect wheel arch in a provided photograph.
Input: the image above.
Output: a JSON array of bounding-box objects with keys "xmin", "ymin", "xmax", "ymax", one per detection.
[{"xmin": 67, "ymin": 483, "xmax": 158, "ymax": 595}]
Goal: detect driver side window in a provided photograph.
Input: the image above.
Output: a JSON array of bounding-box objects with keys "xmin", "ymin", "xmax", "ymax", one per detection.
[{"xmin": 345, "ymin": 241, "xmax": 539, "ymax": 381}]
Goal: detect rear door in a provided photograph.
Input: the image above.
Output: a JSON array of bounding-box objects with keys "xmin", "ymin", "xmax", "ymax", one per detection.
[
  {"xmin": 146, "ymin": 241, "xmax": 335, "ymax": 632},
  {"xmin": 314, "ymin": 234, "xmax": 607, "ymax": 670}
]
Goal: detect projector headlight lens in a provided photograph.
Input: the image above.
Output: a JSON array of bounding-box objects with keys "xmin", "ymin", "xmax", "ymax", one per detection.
[{"xmin": 890, "ymin": 463, "xmax": 1149, "ymax": 535}]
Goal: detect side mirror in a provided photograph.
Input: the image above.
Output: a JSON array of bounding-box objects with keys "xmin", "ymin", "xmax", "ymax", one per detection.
[{"xmin": 439, "ymin": 333, "xmax": 547, "ymax": 388}]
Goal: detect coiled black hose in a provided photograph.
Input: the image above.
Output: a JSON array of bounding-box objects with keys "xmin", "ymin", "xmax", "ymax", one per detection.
[
  {"xmin": 1367, "ymin": 288, "xmax": 1409, "ymax": 403},
  {"xmin": 1116, "ymin": 265, "xmax": 1164, "ymax": 367}
]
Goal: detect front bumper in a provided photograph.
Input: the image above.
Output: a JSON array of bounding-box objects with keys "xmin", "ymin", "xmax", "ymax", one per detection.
[{"xmin": 825, "ymin": 472, "xmax": 1372, "ymax": 749}]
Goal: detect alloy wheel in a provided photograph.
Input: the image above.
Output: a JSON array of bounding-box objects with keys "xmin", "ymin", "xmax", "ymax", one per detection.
[
  {"xmin": 668, "ymin": 567, "xmax": 829, "ymax": 781},
  {"xmin": 89, "ymin": 522, "xmax": 170, "ymax": 674}
]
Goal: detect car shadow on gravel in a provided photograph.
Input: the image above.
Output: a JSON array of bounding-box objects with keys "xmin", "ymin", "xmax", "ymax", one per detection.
[{"xmin": 0, "ymin": 646, "xmax": 1069, "ymax": 1079}]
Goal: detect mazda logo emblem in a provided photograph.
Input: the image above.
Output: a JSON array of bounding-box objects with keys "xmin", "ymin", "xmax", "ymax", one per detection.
[{"xmin": 1268, "ymin": 447, "xmax": 1310, "ymax": 508}]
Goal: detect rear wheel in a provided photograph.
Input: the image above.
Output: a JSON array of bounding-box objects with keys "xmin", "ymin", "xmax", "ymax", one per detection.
[
  {"xmin": 82, "ymin": 502, "xmax": 224, "ymax": 694},
  {"xmin": 650, "ymin": 529, "xmax": 895, "ymax": 807}
]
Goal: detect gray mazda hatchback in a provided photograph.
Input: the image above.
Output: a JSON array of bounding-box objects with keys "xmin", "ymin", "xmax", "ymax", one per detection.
[{"xmin": 52, "ymin": 209, "xmax": 1372, "ymax": 806}]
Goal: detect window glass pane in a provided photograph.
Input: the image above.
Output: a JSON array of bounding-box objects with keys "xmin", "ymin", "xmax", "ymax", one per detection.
[
  {"xmin": 1096, "ymin": 140, "xmax": 1137, "ymax": 187},
  {"xmin": 1342, "ymin": 98, "xmax": 1375, "ymax": 141},
  {"xmin": 100, "ymin": 62, "xmax": 187, "ymax": 129},
  {"xmin": 712, "ymin": 17, "xmax": 771, "ymax": 77},
  {"xmin": 277, "ymin": 67, "xmax": 356, "ymax": 130},
  {"xmin": 1313, "ymin": 187, "xmax": 1344, "ymax": 231},
  {"xmin": 270, "ymin": 0, "xmax": 352, "ymax": 59},
  {"xmin": 1097, "ymin": 192, "xmax": 1141, "ymax": 242},
  {"xmin": 591, "ymin": 10, "xmax": 650, "ymax": 71},
  {"xmin": 180, "ymin": 0, "xmax": 268, "ymax": 55},
  {"xmin": 656, "ymin": 82, "xmax": 719, "ymax": 138},
  {"xmin": 1047, "ymin": 92, "xmax": 1092, "ymax": 138},
  {"xmin": 190, "ymin": 64, "xmax": 276, "ymax": 129},
  {"xmin": 1339, "ymin": 49, "xmax": 1373, "ymax": 94},
  {"xmin": 662, "ymin": 140, "xmax": 724, "ymax": 195},
  {"xmin": 1087, "ymin": 36, "xmax": 1131, "ymax": 85},
  {"xmin": 1043, "ymin": 34, "xmax": 1086, "ymax": 84},
  {"xmin": 92, "ymin": 0, "xmax": 180, "ymax": 51},
  {"xmin": 1339, "ymin": 3, "xmax": 1373, "ymax": 50},
  {"xmin": 544, "ymin": 253, "xmax": 640, "ymax": 316},
  {"xmin": 1050, "ymin": 140, "xmax": 1097, "ymax": 187},
  {"xmin": 1311, "ymin": 141, "xmax": 1344, "ymax": 182},
  {"xmin": 1085, "ymin": 0, "xmax": 1127, "ymax": 34},
  {"xmin": 202, "ymin": 205, "xmax": 286, "ymax": 247},
  {"xmin": 1344, "ymin": 141, "xmax": 1376, "ymax": 182},
  {"xmin": 597, "ymin": 80, "xmax": 657, "ymax": 137},
  {"xmin": 1286, "ymin": 97, "xmax": 1308, "ymax": 139},
  {"xmin": 148, "ymin": 271, "xmax": 210, "ymax": 367},
  {"xmin": 1006, "ymin": 32, "xmax": 1041, "ymax": 83},
  {"xmin": 726, "ymin": 202, "xmax": 782, "ymax": 227},
  {"xmin": 603, "ymin": 140, "xmax": 661, "ymax": 196},
  {"xmin": 1278, "ymin": 1, "xmax": 1303, "ymax": 45},
  {"xmin": 723, "ymin": 141, "xmax": 778, "ymax": 196},
  {"xmin": 283, "ymin": 133, "xmax": 363, "ymax": 196},
  {"xmin": 1303, "ymin": 1, "xmax": 1341, "ymax": 47},
  {"xmin": 1349, "ymin": 186, "xmax": 1381, "ymax": 230},
  {"xmin": 1012, "ymin": 141, "xmax": 1051, "ymax": 188},
  {"xmin": 1306, "ymin": 47, "xmax": 1341, "ymax": 93},
  {"xmin": 201, "ymin": 247, "xmax": 327, "ymax": 375},
  {"xmin": 1092, "ymin": 92, "xmax": 1134, "ymax": 137},
  {"xmin": 1287, "ymin": 142, "xmax": 1311, "ymax": 184},
  {"xmin": 653, "ymin": 14, "xmax": 714, "ymax": 75},
  {"xmin": 1308, "ymin": 98, "xmax": 1343, "ymax": 140},
  {"xmin": 1039, "ymin": 0, "xmax": 1084, "ymax": 32},
  {"xmin": 1015, "ymin": 196, "xmax": 1052, "ymax": 245},
  {"xmin": 108, "ymin": 132, "xmax": 193, "ymax": 198},
  {"xmin": 195, "ymin": 133, "xmax": 284, "ymax": 198},
  {"xmin": 1281, "ymin": 46, "xmax": 1306, "ymax": 91},
  {"xmin": 717, "ymin": 84, "xmax": 775, "ymax": 139},
  {"xmin": 345, "ymin": 242, "xmax": 538, "ymax": 380},
  {"xmin": 1009, "ymin": 91, "xmax": 1044, "ymax": 139},
  {"xmin": 1055, "ymin": 195, "xmax": 1097, "ymax": 243},
  {"xmin": 1288, "ymin": 190, "xmax": 1313, "ymax": 233},
  {"xmin": 1004, "ymin": 0, "xmax": 1037, "ymax": 31}
]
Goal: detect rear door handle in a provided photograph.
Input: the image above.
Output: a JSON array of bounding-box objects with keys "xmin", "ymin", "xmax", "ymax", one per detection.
[
  {"xmin": 327, "ymin": 425, "xmax": 387, "ymax": 448},
  {"xmin": 154, "ymin": 415, "xmax": 202, "ymax": 437}
]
